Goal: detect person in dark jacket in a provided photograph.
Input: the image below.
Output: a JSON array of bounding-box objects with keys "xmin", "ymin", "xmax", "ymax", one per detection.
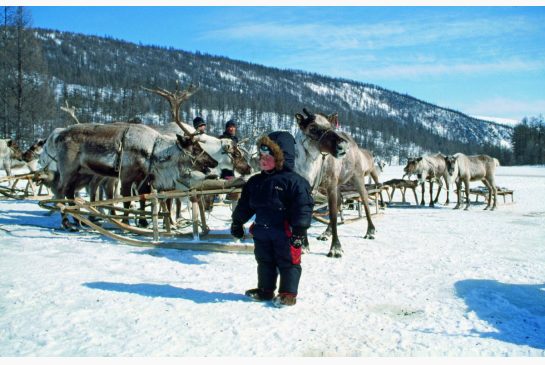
[
  {"xmin": 192, "ymin": 116, "xmax": 207, "ymax": 135},
  {"xmin": 231, "ymin": 131, "xmax": 314, "ymax": 307},
  {"xmin": 218, "ymin": 120, "xmax": 238, "ymax": 179}
]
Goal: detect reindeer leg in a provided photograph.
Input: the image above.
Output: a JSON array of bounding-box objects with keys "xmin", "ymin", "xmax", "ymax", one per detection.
[
  {"xmin": 429, "ymin": 181, "xmax": 435, "ymax": 207},
  {"xmin": 356, "ymin": 181, "xmax": 376, "ymax": 240},
  {"xmin": 197, "ymin": 196, "xmax": 210, "ymax": 236},
  {"xmin": 317, "ymin": 223, "xmax": 333, "ymax": 241},
  {"xmin": 434, "ymin": 184, "xmax": 442, "ymax": 205},
  {"xmin": 420, "ymin": 183, "xmax": 426, "ymax": 206},
  {"xmin": 463, "ymin": 180, "xmax": 471, "ymax": 210},
  {"xmin": 61, "ymin": 184, "xmax": 79, "ymax": 232},
  {"xmin": 490, "ymin": 177, "xmax": 498, "ymax": 211},
  {"xmin": 482, "ymin": 179, "xmax": 493, "ymax": 210},
  {"xmin": 443, "ymin": 176, "xmax": 450, "ymax": 205},
  {"xmin": 302, "ymin": 235, "xmax": 310, "ymax": 254},
  {"xmin": 454, "ymin": 180, "xmax": 462, "ymax": 209},
  {"xmin": 120, "ymin": 183, "xmax": 132, "ymax": 225},
  {"xmin": 326, "ymin": 186, "xmax": 343, "ymax": 258}
]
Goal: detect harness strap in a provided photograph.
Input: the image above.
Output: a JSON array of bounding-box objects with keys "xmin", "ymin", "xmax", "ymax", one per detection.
[
  {"xmin": 41, "ymin": 144, "xmax": 57, "ymax": 170},
  {"xmin": 311, "ymin": 153, "xmax": 327, "ymax": 194},
  {"xmin": 114, "ymin": 127, "xmax": 131, "ymax": 174}
]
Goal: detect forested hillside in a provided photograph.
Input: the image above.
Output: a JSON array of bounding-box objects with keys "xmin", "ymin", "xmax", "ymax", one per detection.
[{"xmin": 1, "ymin": 9, "xmax": 515, "ymax": 164}]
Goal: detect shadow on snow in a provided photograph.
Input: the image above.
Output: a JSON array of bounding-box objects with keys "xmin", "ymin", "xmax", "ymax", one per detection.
[
  {"xmin": 455, "ymin": 279, "xmax": 545, "ymax": 349},
  {"xmin": 131, "ymin": 248, "xmax": 209, "ymax": 265},
  {"xmin": 83, "ymin": 281, "xmax": 248, "ymax": 303}
]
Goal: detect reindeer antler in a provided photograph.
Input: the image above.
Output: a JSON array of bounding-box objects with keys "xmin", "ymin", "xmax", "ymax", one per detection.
[
  {"xmin": 141, "ymin": 82, "xmax": 199, "ymax": 136},
  {"xmin": 60, "ymin": 100, "xmax": 80, "ymax": 124}
]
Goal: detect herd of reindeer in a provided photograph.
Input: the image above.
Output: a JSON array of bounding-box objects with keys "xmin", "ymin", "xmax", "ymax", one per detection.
[{"xmin": 0, "ymin": 85, "xmax": 502, "ymax": 258}]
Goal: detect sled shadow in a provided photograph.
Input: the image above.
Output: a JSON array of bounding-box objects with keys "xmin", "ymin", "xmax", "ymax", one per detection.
[
  {"xmin": 454, "ymin": 279, "xmax": 545, "ymax": 349},
  {"xmin": 131, "ymin": 248, "xmax": 208, "ymax": 265},
  {"xmin": 0, "ymin": 208, "xmax": 59, "ymax": 229},
  {"xmin": 84, "ymin": 281, "xmax": 247, "ymax": 303}
]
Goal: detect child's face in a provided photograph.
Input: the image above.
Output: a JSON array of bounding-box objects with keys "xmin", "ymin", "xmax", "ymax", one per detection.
[{"xmin": 259, "ymin": 154, "xmax": 275, "ymax": 171}]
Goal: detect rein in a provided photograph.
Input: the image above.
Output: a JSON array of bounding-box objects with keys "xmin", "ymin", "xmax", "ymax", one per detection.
[
  {"xmin": 311, "ymin": 153, "xmax": 327, "ymax": 194},
  {"xmin": 301, "ymin": 133, "xmax": 329, "ymax": 194},
  {"xmin": 41, "ymin": 143, "xmax": 57, "ymax": 170},
  {"xmin": 114, "ymin": 127, "xmax": 131, "ymax": 174}
]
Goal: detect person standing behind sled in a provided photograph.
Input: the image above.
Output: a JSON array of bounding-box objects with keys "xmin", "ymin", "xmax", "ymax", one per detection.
[
  {"xmin": 230, "ymin": 131, "xmax": 314, "ymax": 307},
  {"xmin": 192, "ymin": 116, "xmax": 207, "ymax": 135},
  {"xmin": 218, "ymin": 120, "xmax": 238, "ymax": 180}
]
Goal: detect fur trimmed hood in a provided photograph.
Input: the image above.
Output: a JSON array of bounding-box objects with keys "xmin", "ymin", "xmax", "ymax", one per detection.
[{"xmin": 256, "ymin": 131, "xmax": 296, "ymax": 171}]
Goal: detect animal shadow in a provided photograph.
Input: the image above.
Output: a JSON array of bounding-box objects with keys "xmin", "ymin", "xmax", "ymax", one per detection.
[
  {"xmin": 455, "ymin": 279, "xmax": 545, "ymax": 349},
  {"xmin": 84, "ymin": 281, "xmax": 247, "ymax": 304}
]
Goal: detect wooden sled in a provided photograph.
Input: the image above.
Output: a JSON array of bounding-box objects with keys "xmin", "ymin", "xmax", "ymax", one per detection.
[
  {"xmin": 0, "ymin": 172, "xmax": 51, "ymax": 200},
  {"xmin": 38, "ymin": 178, "xmax": 254, "ymax": 254},
  {"xmin": 312, "ymin": 184, "xmax": 387, "ymax": 225}
]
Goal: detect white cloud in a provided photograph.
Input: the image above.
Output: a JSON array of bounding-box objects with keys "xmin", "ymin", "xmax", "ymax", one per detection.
[
  {"xmin": 201, "ymin": 15, "xmax": 535, "ymax": 52},
  {"xmin": 353, "ymin": 59, "xmax": 545, "ymax": 79},
  {"xmin": 463, "ymin": 97, "xmax": 545, "ymax": 121}
]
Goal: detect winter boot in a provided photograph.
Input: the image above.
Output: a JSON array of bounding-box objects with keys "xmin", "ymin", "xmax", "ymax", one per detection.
[
  {"xmin": 245, "ymin": 288, "xmax": 275, "ymax": 301},
  {"xmin": 272, "ymin": 293, "xmax": 297, "ymax": 307}
]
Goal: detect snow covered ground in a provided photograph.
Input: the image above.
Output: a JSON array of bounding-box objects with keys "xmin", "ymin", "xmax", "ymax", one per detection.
[{"xmin": 1, "ymin": 165, "xmax": 544, "ymax": 356}]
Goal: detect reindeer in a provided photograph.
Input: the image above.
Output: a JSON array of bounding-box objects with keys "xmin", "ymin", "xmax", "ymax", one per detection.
[
  {"xmin": 294, "ymin": 108, "xmax": 376, "ymax": 258},
  {"xmin": 0, "ymin": 139, "xmax": 24, "ymax": 177},
  {"xmin": 402, "ymin": 154, "xmax": 452, "ymax": 207},
  {"xmin": 39, "ymin": 122, "xmax": 217, "ymax": 230},
  {"xmin": 445, "ymin": 153, "xmax": 500, "ymax": 211}
]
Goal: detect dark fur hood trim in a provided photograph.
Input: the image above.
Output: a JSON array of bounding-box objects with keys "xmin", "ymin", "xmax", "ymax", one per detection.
[{"xmin": 256, "ymin": 135, "xmax": 284, "ymax": 171}]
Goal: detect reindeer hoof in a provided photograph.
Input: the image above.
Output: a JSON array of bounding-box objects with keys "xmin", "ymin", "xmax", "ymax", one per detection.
[
  {"xmin": 316, "ymin": 234, "xmax": 329, "ymax": 241},
  {"xmin": 327, "ymin": 250, "xmax": 343, "ymax": 258}
]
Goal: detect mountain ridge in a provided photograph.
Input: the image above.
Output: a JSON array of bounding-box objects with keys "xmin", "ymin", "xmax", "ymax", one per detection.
[{"xmin": 32, "ymin": 27, "xmax": 513, "ymax": 163}]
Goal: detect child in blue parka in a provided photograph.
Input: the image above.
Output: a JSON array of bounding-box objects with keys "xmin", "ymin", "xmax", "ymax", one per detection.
[{"xmin": 231, "ymin": 131, "xmax": 314, "ymax": 307}]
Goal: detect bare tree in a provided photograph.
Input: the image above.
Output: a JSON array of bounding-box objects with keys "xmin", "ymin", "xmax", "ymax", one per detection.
[{"xmin": 0, "ymin": 6, "xmax": 55, "ymax": 145}]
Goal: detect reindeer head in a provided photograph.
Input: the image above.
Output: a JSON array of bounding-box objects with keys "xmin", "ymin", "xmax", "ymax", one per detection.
[
  {"xmin": 7, "ymin": 140, "xmax": 24, "ymax": 161},
  {"xmin": 221, "ymin": 139, "xmax": 252, "ymax": 176},
  {"xmin": 176, "ymin": 134, "xmax": 218, "ymax": 174},
  {"xmin": 194, "ymin": 134, "xmax": 252, "ymax": 177},
  {"xmin": 403, "ymin": 157, "xmax": 420, "ymax": 178},
  {"xmin": 22, "ymin": 139, "xmax": 45, "ymax": 163},
  {"xmin": 295, "ymin": 108, "xmax": 349, "ymax": 158},
  {"xmin": 444, "ymin": 155, "xmax": 458, "ymax": 178}
]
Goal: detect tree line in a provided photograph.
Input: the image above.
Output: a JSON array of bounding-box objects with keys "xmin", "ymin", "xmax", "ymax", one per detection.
[{"xmin": 512, "ymin": 115, "xmax": 545, "ymax": 165}]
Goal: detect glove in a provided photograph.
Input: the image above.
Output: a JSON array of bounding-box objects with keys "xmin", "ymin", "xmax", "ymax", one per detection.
[
  {"xmin": 230, "ymin": 223, "xmax": 244, "ymax": 239},
  {"xmin": 289, "ymin": 235, "xmax": 305, "ymax": 249}
]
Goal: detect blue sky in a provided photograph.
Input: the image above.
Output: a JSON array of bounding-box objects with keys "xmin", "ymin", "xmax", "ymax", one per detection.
[{"xmin": 28, "ymin": 6, "xmax": 545, "ymax": 121}]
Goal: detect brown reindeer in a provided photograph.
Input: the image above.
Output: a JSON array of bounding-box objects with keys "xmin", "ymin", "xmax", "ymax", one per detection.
[
  {"xmin": 294, "ymin": 108, "xmax": 376, "ymax": 258},
  {"xmin": 40, "ymin": 122, "xmax": 217, "ymax": 230},
  {"xmin": 445, "ymin": 153, "xmax": 500, "ymax": 210}
]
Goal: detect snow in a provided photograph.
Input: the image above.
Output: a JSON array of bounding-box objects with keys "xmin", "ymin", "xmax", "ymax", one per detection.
[
  {"xmin": 1, "ymin": 165, "xmax": 545, "ymax": 356},
  {"xmin": 473, "ymin": 115, "xmax": 520, "ymax": 128}
]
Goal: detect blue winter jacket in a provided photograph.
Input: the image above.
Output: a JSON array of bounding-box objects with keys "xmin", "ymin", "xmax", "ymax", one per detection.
[{"xmin": 232, "ymin": 131, "xmax": 314, "ymax": 236}]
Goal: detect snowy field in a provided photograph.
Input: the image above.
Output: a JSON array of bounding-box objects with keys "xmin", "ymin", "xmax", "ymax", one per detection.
[{"xmin": 0, "ymin": 165, "xmax": 544, "ymax": 357}]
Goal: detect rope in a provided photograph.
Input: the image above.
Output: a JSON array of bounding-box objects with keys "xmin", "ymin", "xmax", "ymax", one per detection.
[{"xmin": 311, "ymin": 153, "xmax": 327, "ymax": 194}]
